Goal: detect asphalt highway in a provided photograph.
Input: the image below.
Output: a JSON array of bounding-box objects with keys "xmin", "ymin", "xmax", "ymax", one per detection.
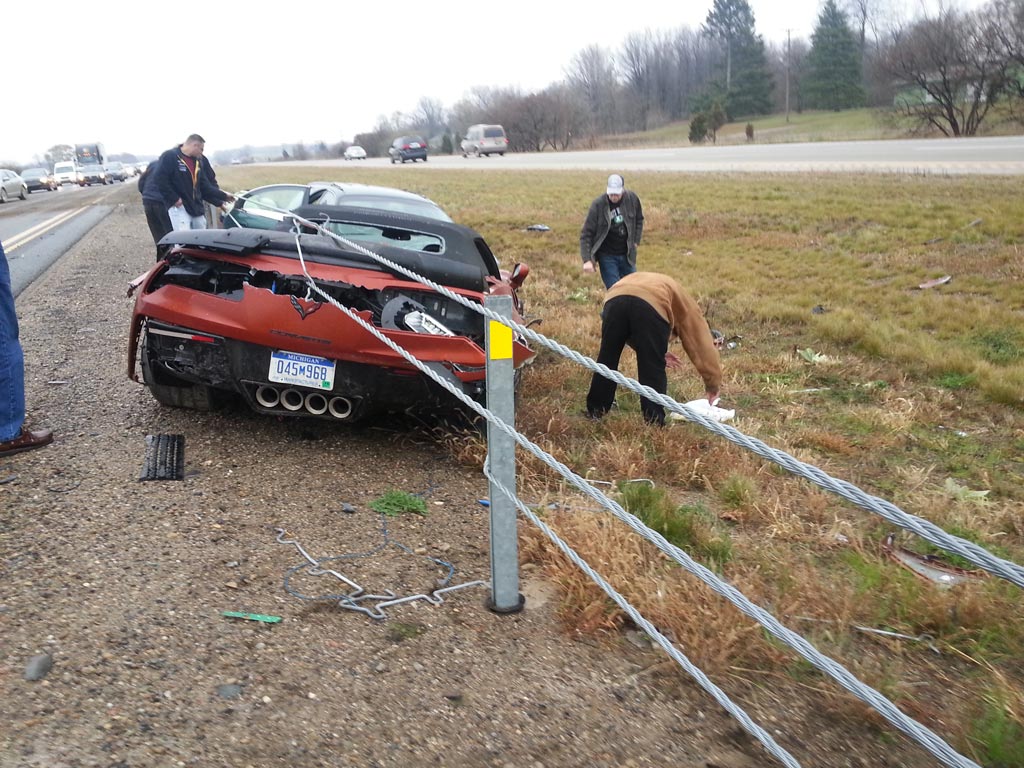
[
  {"xmin": 281, "ymin": 134, "xmax": 1024, "ymax": 175},
  {"xmin": 0, "ymin": 181, "xmax": 124, "ymax": 296}
]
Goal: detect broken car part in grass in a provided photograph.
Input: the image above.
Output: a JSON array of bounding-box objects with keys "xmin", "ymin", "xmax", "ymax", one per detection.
[
  {"xmin": 883, "ymin": 533, "xmax": 985, "ymax": 588},
  {"xmin": 274, "ymin": 514, "xmax": 485, "ymax": 621}
]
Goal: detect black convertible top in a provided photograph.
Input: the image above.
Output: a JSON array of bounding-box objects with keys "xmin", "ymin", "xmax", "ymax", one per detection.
[{"xmin": 159, "ymin": 207, "xmax": 500, "ymax": 293}]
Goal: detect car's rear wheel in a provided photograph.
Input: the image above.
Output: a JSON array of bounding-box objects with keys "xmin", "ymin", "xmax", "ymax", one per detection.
[
  {"xmin": 19, "ymin": 186, "xmax": 27, "ymax": 200},
  {"xmin": 391, "ymin": 156, "xmax": 395, "ymax": 164},
  {"xmin": 141, "ymin": 340, "xmax": 226, "ymax": 411},
  {"xmin": 0, "ymin": 189, "xmax": 7, "ymax": 203}
]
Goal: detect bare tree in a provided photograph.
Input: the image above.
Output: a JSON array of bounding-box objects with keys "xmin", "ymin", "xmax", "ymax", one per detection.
[
  {"xmin": 880, "ymin": 6, "xmax": 1010, "ymax": 136},
  {"xmin": 620, "ymin": 31, "xmax": 656, "ymax": 130},
  {"xmin": 412, "ymin": 97, "xmax": 448, "ymax": 139},
  {"xmin": 565, "ymin": 45, "xmax": 619, "ymax": 135},
  {"xmin": 539, "ymin": 84, "xmax": 588, "ymax": 150}
]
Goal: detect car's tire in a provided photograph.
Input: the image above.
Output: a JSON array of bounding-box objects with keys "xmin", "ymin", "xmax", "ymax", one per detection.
[
  {"xmin": 423, "ymin": 156, "xmax": 428, "ymax": 162},
  {"xmin": 141, "ymin": 344, "xmax": 226, "ymax": 412},
  {"xmin": 19, "ymin": 186, "xmax": 27, "ymax": 200},
  {"xmin": 0, "ymin": 189, "xmax": 7, "ymax": 203},
  {"xmin": 499, "ymin": 152, "xmax": 505, "ymax": 156},
  {"xmin": 390, "ymin": 157, "xmax": 395, "ymax": 164}
]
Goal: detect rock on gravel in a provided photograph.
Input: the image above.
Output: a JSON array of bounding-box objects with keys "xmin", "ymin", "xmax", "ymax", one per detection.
[{"xmin": 23, "ymin": 654, "xmax": 53, "ymax": 681}]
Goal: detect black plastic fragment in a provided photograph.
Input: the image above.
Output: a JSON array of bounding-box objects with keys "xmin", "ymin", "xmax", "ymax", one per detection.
[{"xmin": 140, "ymin": 434, "xmax": 185, "ymax": 481}]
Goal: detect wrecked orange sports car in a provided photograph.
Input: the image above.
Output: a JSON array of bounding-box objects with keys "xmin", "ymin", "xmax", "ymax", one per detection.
[{"xmin": 128, "ymin": 206, "xmax": 533, "ymax": 422}]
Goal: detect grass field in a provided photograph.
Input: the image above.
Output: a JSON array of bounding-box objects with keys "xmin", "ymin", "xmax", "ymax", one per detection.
[
  {"xmin": 214, "ymin": 164, "xmax": 1024, "ymax": 763},
  {"xmin": 600, "ymin": 106, "xmax": 1024, "ymax": 147}
]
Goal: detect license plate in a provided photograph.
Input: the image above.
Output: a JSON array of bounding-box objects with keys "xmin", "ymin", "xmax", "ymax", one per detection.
[{"xmin": 269, "ymin": 351, "xmax": 335, "ymax": 390}]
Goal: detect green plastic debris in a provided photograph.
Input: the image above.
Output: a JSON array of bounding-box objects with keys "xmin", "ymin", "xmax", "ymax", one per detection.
[{"xmin": 222, "ymin": 611, "xmax": 282, "ymax": 624}]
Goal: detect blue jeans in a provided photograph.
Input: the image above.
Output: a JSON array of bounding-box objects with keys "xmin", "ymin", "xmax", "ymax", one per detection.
[
  {"xmin": 0, "ymin": 242, "xmax": 26, "ymax": 441},
  {"xmin": 597, "ymin": 254, "xmax": 636, "ymax": 289}
]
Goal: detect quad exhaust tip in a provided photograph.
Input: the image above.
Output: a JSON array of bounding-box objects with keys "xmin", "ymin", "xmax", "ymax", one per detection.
[
  {"xmin": 304, "ymin": 392, "xmax": 329, "ymax": 416},
  {"xmin": 328, "ymin": 396, "xmax": 353, "ymax": 420},
  {"xmin": 280, "ymin": 388, "xmax": 305, "ymax": 411},
  {"xmin": 255, "ymin": 384, "xmax": 354, "ymax": 420},
  {"xmin": 255, "ymin": 385, "xmax": 280, "ymax": 408}
]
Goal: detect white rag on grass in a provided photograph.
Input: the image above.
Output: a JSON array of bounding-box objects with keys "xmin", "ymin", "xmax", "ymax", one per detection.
[{"xmin": 668, "ymin": 399, "xmax": 736, "ymax": 423}]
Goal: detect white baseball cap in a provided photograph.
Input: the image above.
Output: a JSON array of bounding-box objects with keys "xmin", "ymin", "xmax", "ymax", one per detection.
[{"xmin": 606, "ymin": 174, "xmax": 624, "ymax": 195}]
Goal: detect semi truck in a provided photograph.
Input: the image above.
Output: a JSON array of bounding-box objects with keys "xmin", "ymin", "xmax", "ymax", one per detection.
[{"xmin": 75, "ymin": 143, "xmax": 107, "ymax": 186}]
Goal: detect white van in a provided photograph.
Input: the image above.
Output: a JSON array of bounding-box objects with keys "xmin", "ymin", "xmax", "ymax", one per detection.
[
  {"xmin": 461, "ymin": 125, "xmax": 508, "ymax": 157},
  {"xmin": 53, "ymin": 161, "xmax": 80, "ymax": 186}
]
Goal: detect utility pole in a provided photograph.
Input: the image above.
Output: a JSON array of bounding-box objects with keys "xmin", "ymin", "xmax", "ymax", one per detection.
[{"xmin": 785, "ymin": 29, "xmax": 791, "ymax": 124}]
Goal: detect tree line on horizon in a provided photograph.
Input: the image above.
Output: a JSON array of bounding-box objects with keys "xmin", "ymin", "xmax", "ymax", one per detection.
[
  {"xmin": 336, "ymin": 0, "xmax": 1023, "ymax": 156},
  {"xmin": 4, "ymin": 0, "xmax": 1023, "ymax": 171}
]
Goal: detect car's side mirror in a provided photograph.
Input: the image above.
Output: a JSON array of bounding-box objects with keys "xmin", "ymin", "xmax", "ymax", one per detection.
[{"xmin": 509, "ymin": 262, "xmax": 529, "ymax": 289}]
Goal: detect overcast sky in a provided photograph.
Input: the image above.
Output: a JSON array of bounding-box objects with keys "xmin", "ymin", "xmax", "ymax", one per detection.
[{"xmin": 3, "ymin": 0, "xmax": 988, "ymax": 165}]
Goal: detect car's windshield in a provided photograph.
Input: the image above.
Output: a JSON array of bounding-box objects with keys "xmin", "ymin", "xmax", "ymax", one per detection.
[
  {"xmin": 24, "ymin": 168, "xmax": 46, "ymax": 176},
  {"xmin": 315, "ymin": 196, "xmax": 451, "ymax": 222},
  {"xmin": 323, "ymin": 221, "xmax": 444, "ymax": 254},
  {"xmin": 55, "ymin": 164, "xmax": 74, "ymax": 172},
  {"xmin": 243, "ymin": 188, "xmax": 306, "ymax": 212}
]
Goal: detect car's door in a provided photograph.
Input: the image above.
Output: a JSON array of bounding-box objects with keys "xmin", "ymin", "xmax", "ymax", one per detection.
[{"xmin": 225, "ymin": 185, "xmax": 310, "ymax": 230}]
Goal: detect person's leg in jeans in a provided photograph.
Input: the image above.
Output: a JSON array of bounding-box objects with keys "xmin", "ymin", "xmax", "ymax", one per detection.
[
  {"xmin": 585, "ymin": 296, "xmax": 634, "ymax": 417},
  {"xmin": 630, "ymin": 301, "xmax": 671, "ymax": 425},
  {"xmin": 0, "ymin": 243, "xmax": 26, "ymax": 441},
  {"xmin": 597, "ymin": 255, "xmax": 623, "ymax": 289},
  {"xmin": 598, "ymin": 254, "xmax": 635, "ymax": 288},
  {"xmin": 617, "ymin": 254, "xmax": 637, "ymax": 280}
]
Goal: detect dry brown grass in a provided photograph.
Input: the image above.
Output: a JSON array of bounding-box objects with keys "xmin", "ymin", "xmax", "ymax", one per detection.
[{"xmin": 214, "ymin": 164, "xmax": 1024, "ymax": 754}]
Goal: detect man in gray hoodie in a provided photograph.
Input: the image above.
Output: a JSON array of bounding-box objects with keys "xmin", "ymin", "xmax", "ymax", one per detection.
[{"xmin": 580, "ymin": 173, "xmax": 644, "ymax": 288}]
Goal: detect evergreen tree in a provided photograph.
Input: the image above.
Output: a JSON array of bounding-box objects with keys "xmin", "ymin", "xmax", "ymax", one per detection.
[
  {"xmin": 727, "ymin": 35, "xmax": 774, "ymax": 117},
  {"xmin": 804, "ymin": 0, "xmax": 865, "ymax": 110},
  {"xmin": 703, "ymin": 0, "xmax": 774, "ymax": 118},
  {"xmin": 704, "ymin": 0, "xmax": 757, "ymax": 89},
  {"xmin": 688, "ymin": 112, "xmax": 709, "ymax": 143}
]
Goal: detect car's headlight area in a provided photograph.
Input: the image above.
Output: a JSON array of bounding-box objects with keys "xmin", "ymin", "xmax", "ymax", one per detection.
[
  {"xmin": 403, "ymin": 310, "xmax": 455, "ymax": 337},
  {"xmin": 378, "ymin": 289, "xmax": 482, "ymax": 344}
]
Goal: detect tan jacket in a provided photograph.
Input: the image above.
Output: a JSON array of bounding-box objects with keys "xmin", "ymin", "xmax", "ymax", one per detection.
[{"xmin": 605, "ymin": 272, "xmax": 722, "ymax": 393}]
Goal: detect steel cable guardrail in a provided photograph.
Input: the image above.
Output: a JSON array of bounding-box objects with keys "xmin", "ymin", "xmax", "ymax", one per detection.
[
  {"xmin": 269, "ymin": 206, "xmax": 1024, "ymax": 593},
  {"xmin": 284, "ymin": 235, "xmax": 799, "ymax": 767},
  {"xmin": 482, "ymin": 461, "xmax": 802, "ymax": 768},
  {"xmin": 281, "ymin": 228, "xmax": 981, "ymax": 768}
]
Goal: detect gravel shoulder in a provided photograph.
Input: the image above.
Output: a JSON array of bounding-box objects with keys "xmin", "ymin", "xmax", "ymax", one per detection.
[{"xmin": 1, "ymin": 197, "xmax": 939, "ymax": 767}]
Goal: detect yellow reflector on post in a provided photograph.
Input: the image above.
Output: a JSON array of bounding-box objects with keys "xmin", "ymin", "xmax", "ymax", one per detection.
[{"xmin": 488, "ymin": 320, "xmax": 513, "ymax": 360}]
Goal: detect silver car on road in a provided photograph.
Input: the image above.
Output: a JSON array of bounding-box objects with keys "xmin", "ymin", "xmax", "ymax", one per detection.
[{"xmin": 0, "ymin": 169, "xmax": 28, "ymax": 202}]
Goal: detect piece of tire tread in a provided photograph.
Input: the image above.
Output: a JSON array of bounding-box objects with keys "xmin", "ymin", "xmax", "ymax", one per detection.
[{"xmin": 140, "ymin": 434, "xmax": 185, "ymax": 481}]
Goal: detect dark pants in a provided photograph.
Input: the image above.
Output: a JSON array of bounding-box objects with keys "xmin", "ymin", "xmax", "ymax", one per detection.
[
  {"xmin": 143, "ymin": 201, "xmax": 173, "ymax": 260},
  {"xmin": 586, "ymin": 295, "xmax": 671, "ymax": 425}
]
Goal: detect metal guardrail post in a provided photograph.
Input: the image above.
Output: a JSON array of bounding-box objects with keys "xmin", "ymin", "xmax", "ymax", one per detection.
[{"xmin": 485, "ymin": 294, "xmax": 524, "ymax": 614}]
